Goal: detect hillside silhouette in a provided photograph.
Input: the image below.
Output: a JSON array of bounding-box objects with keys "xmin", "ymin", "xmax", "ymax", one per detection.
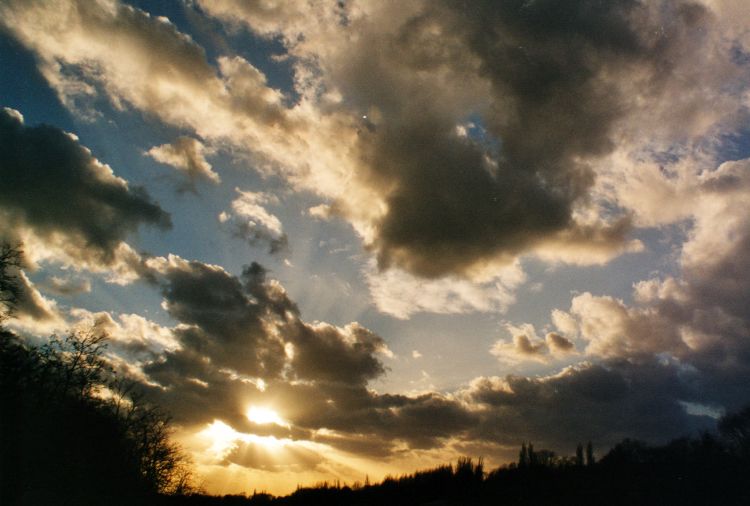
[{"xmin": 2, "ymin": 242, "xmax": 750, "ymax": 505}]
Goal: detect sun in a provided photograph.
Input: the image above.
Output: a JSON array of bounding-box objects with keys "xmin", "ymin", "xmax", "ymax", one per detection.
[{"xmin": 246, "ymin": 406, "xmax": 291, "ymax": 429}]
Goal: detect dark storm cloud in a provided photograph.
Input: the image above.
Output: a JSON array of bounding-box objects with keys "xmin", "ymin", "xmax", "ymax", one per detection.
[
  {"xmin": 337, "ymin": 0, "xmax": 711, "ymax": 276},
  {"xmin": 286, "ymin": 321, "xmax": 386, "ymax": 385},
  {"xmin": 0, "ymin": 108, "xmax": 171, "ymax": 265},
  {"xmin": 150, "ymin": 258, "xmax": 292, "ymax": 378},
  {"xmin": 466, "ymin": 358, "xmax": 713, "ymax": 450}
]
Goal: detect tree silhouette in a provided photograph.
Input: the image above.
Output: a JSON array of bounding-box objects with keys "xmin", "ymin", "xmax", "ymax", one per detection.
[
  {"xmin": 0, "ymin": 242, "xmax": 21, "ymax": 323},
  {"xmin": 586, "ymin": 441, "xmax": 595, "ymax": 466},
  {"xmin": 719, "ymin": 405, "xmax": 750, "ymax": 460},
  {"xmin": 519, "ymin": 442, "xmax": 529, "ymax": 467},
  {"xmin": 1, "ymin": 329, "xmax": 195, "ymax": 504},
  {"xmin": 0, "ymin": 248, "xmax": 195, "ymax": 503}
]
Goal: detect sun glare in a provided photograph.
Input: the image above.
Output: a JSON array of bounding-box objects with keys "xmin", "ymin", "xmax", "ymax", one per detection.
[
  {"xmin": 200, "ymin": 419, "xmax": 291, "ymax": 458},
  {"xmin": 246, "ymin": 406, "xmax": 291, "ymax": 429},
  {"xmin": 200, "ymin": 420, "xmax": 241, "ymax": 457}
]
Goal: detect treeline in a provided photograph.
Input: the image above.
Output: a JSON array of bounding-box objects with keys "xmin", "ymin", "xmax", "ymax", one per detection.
[{"xmin": 172, "ymin": 422, "xmax": 750, "ymax": 506}]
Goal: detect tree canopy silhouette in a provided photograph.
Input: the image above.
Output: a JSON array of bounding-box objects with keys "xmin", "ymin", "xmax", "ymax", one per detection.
[{"xmin": 0, "ymin": 245, "xmax": 193, "ymax": 505}]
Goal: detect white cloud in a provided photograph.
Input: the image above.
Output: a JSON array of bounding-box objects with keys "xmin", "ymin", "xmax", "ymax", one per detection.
[
  {"xmin": 220, "ymin": 189, "xmax": 287, "ymax": 254},
  {"xmin": 364, "ymin": 259, "xmax": 525, "ymax": 319}
]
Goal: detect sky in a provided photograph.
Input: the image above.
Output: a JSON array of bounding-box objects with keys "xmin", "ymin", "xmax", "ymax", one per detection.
[{"xmin": 1, "ymin": 0, "xmax": 750, "ymax": 496}]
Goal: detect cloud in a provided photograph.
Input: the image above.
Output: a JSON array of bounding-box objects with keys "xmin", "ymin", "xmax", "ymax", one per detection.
[
  {"xmin": 7, "ymin": 271, "xmax": 66, "ymax": 336},
  {"xmin": 70, "ymin": 309, "xmax": 180, "ymax": 357},
  {"xmin": 364, "ymin": 260, "xmax": 525, "ymax": 318},
  {"xmin": 546, "ymin": 332, "xmax": 575, "ymax": 355},
  {"xmin": 0, "ymin": 108, "xmax": 170, "ymax": 277},
  {"xmin": 219, "ymin": 189, "xmax": 288, "ymax": 255},
  {"xmin": 5, "ymin": 0, "xmax": 744, "ymax": 283},
  {"xmin": 144, "ymin": 255, "xmax": 291, "ymax": 379},
  {"xmin": 285, "ymin": 321, "xmax": 388, "ymax": 385},
  {"xmin": 491, "ymin": 323, "xmax": 578, "ymax": 364},
  {"xmin": 146, "ymin": 136, "xmax": 220, "ymax": 188},
  {"xmin": 38, "ymin": 275, "xmax": 92, "ymax": 296},
  {"xmin": 4, "ymin": 0, "xmax": 750, "ymax": 471},
  {"xmin": 542, "ymin": 155, "xmax": 750, "ymax": 412},
  {"xmin": 492, "ymin": 334, "xmax": 548, "ymax": 364},
  {"xmin": 130, "ymin": 255, "xmax": 397, "ymax": 440},
  {"xmin": 463, "ymin": 358, "xmax": 712, "ymax": 450},
  {"xmin": 197, "ymin": 0, "xmax": 740, "ymax": 277}
]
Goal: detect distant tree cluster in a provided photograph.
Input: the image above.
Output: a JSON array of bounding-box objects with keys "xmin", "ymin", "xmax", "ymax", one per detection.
[
  {"xmin": 0, "ymin": 243, "xmax": 193, "ymax": 505},
  {"xmin": 517, "ymin": 441, "xmax": 594, "ymax": 469}
]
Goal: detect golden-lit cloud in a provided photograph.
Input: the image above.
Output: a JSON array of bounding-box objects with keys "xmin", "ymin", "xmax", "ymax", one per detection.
[{"xmin": 146, "ymin": 136, "xmax": 220, "ymax": 187}]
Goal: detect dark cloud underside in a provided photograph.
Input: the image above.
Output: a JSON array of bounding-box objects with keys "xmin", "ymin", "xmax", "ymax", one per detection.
[{"xmin": 0, "ymin": 108, "xmax": 170, "ymax": 263}]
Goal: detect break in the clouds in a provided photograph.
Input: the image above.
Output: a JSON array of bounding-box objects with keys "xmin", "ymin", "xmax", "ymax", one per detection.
[
  {"xmin": 147, "ymin": 136, "xmax": 220, "ymax": 188},
  {"xmin": 0, "ymin": 108, "xmax": 170, "ymax": 278}
]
